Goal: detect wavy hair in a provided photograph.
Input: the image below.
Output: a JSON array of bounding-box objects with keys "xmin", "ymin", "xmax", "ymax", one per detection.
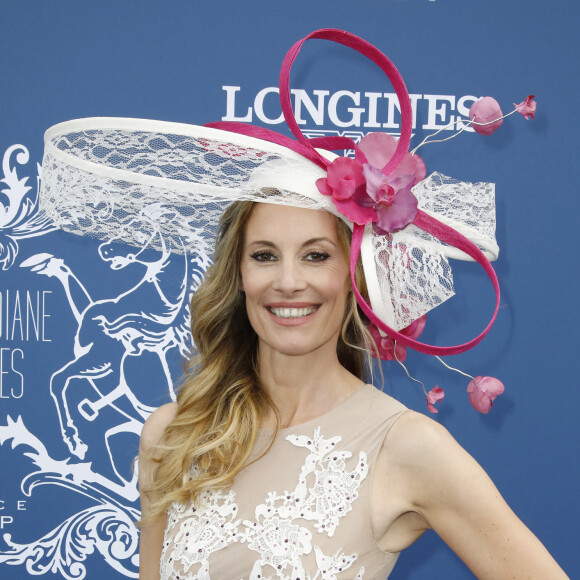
[{"xmin": 143, "ymin": 201, "xmax": 374, "ymax": 522}]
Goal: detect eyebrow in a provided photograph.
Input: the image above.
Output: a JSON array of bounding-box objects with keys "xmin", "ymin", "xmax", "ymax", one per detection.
[{"xmin": 246, "ymin": 237, "xmax": 337, "ymax": 249}]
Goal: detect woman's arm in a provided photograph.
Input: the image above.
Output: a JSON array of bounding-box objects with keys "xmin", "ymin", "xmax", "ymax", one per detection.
[
  {"xmin": 138, "ymin": 403, "xmax": 177, "ymax": 580},
  {"xmin": 374, "ymin": 411, "xmax": 568, "ymax": 579}
]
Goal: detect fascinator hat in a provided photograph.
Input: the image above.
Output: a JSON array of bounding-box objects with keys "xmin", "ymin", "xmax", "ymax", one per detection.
[{"xmin": 40, "ymin": 29, "xmax": 526, "ymax": 409}]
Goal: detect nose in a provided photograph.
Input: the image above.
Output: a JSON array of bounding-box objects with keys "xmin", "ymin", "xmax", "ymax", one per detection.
[{"xmin": 272, "ymin": 260, "xmax": 307, "ymax": 295}]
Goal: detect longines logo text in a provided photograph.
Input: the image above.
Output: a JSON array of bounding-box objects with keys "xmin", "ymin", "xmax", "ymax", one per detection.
[{"xmin": 221, "ymin": 86, "xmax": 477, "ymax": 132}]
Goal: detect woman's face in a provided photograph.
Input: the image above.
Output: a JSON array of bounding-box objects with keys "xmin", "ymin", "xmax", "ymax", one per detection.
[{"xmin": 240, "ymin": 203, "xmax": 350, "ymax": 360}]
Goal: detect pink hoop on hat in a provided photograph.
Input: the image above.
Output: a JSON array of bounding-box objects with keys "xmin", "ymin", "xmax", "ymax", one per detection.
[{"xmin": 211, "ymin": 28, "xmax": 500, "ymax": 356}]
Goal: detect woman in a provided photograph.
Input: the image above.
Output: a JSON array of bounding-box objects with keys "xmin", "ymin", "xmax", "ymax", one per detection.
[
  {"xmin": 37, "ymin": 27, "xmax": 567, "ymax": 579},
  {"xmin": 138, "ymin": 199, "xmax": 566, "ymax": 579}
]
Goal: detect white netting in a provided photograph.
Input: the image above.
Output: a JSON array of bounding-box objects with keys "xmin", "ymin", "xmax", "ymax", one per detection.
[
  {"xmin": 41, "ymin": 120, "xmax": 335, "ymax": 257},
  {"xmin": 41, "ymin": 151, "xmax": 225, "ymax": 257},
  {"xmin": 411, "ymin": 172, "xmax": 498, "ymax": 261},
  {"xmin": 370, "ymin": 229, "xmax": 454, "ymax": 329},
  {"xmin": 40, "ymin": 118, "xmax": 498, "ymax": 331}
]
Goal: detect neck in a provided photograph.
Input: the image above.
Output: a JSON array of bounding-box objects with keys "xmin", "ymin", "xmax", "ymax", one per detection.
[{"xmin": 258, "ymin": 343, "xmax": 363, "ymax": 429}]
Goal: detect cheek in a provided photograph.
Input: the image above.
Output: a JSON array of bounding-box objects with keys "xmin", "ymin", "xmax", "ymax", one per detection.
[
  {"xmin": 240, "ymin": 262, "xmax": 247, "ymax": 292},
  {"xmin": 240, "ymin": 264, "xmax": 266, "ymax": 303},
  {"xmin": 343, "ymin": 270, "xmax": 351, "ymax": 296},
  {"xmin": 338, "ymin": 275, "xmax": 352, "ymax": 318},
  {"xmin": 240, "ymin": 262, "xmax": 252, "ymax": 294},
  {"xmin": 324, "ymin": 271, "xmax": 350, "ymax": 310},
  {"xmin": 334, "ymin": 262, "xmax": 351, "ymax": 301}
]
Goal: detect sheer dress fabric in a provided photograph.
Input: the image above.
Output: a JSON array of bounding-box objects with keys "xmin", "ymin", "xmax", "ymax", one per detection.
[{"xmin": 160, "ymin": 384, "xmax": 407, "ymax": 579}]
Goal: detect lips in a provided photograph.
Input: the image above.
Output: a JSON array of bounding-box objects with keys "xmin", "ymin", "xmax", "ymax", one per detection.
[{"xmin": 269, "ymin": 306, "xmax": 318, "ymax": 319}]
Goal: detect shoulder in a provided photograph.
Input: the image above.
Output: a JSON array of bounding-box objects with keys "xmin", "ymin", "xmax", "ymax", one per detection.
[
  {"xmin": 376, "ymin": 409, "xmax": 484, "ymax": 510},
  {"xmin": 372, "ymin": 411, "xmax": 484, "ymax": 547},
  {"xmin": 387, "ymin": 409, "xmax": 454, "ymax": 453},
  {"xmin": 379, "ymin": 409, "xmax": 499, "ymax": 515},
  {"xmin": 139, "ymin": 402, "xmax": 178, "ymax": 454},
  {"xmin": 370, "ymin": 411, "xmax": 458, "ymax": 549},
  {"xmin": 376, "ymin": 414, "xmax": 569, "ymax": 578},
  {"xmin": 383, "ymin": 409, "xmax": 470, "ymax": 475},
  {"xmin": 356, "ymin": 384, "xmax": 407, "ymax": 420}
]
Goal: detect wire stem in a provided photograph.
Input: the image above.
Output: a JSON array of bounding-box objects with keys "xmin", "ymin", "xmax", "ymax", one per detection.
[
  {"xmin": 393, "ymin": 341, "xmax": 428, "ymax": 397},
  {"xmin": 434, "ymin": 355, "xmax": 475, "ymax": 381}
]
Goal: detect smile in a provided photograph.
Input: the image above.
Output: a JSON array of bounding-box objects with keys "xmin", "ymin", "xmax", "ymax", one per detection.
[{"xmin": 269, "ymin": 306, "xmax": 318, "ymax": 319}]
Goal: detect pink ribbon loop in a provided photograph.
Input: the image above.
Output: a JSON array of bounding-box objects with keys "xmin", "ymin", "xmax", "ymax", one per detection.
[
  {"xmin": 278, "ymin": 29, "xmax": 413, "ymax": 176},
  {"xmin": 209, "ymin": 29, "xmax": 501, "ymax": 356},
  {"xmin": 350, "ymin": 212, "xmax": 500, "ymax": 356}
]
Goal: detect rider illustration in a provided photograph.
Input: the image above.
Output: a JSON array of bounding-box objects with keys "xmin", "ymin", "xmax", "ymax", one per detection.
[{"xmin": 21, "ymin": 217, "xmax": 208, "ymax": 487}]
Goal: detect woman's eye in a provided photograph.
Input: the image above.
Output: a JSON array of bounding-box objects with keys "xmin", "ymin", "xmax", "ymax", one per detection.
[
  {"xmin": 251, "ymin": 251, "xmax": 277, "ymax": 262},
  {"xmin": 304, "ymin": 251, "xmax": 330, "ymax": 262}
]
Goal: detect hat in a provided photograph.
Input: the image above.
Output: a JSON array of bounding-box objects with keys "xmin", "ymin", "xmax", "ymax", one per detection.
[{"xmin": 39, "ymin": 29, "xmax": 501, "ymax": 360}]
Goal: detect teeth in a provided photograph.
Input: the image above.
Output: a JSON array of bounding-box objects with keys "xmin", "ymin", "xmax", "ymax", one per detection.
[{"xmin": 270, "ymin": 306, "xmax": 317, "ymax": 319}]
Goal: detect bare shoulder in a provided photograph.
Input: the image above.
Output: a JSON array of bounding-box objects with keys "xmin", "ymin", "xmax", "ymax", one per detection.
[
  {"xmin": 384, "ymin": 409, "xmax": 460, "ymax": 468},
  {"xmin": 138, "ymin": 404, "xmax": 176, "ymax": 578},
  {"xmin": 139, "ymin": 402, "xmax": 178, "ymax": 454},
  {"xmin": 374, "ymin": 411, "xmax": 569, "ymax": 578},
  {"xmin": 371, "ymin": 410, "xmax": 460, "ymax": 551},
  {"xmin": 377, "ymin": 411, "xmax": 569, "ymax": 578},
  {"xmin": 378, "ymin": 410, "xmax": 489, "ymax": 511},
  {"xmin": 374, "ymin": 409, "xmax": 468, "ymax": 520}
]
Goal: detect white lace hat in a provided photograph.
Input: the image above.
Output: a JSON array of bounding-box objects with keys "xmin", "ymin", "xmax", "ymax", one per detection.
[{"xmin": 39, "ymin": 29, "xmax": 500, "ymax": 357}]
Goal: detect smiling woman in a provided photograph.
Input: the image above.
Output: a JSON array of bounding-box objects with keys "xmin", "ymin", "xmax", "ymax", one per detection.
[
  {"xmin": 241, "ymin": 204, "xmax": 351, "ymax": 360},
  {"xmin": 138, "ymin": 197, "xmax": 566, "ymax": 579},
  {"xmin": 35, "ymin": 26, "xmax": 568, "ymax": 580}
]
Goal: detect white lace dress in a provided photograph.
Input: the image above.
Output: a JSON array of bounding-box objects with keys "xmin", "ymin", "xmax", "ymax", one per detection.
[{"xmin": 160, "ymin": 384, "xmax": 406, "ymax": 579}]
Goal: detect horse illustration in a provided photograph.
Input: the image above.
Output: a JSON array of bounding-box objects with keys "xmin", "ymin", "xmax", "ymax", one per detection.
[{"xmin": 21, "ymin": 219, "xmax": 208, "ymax": 478}]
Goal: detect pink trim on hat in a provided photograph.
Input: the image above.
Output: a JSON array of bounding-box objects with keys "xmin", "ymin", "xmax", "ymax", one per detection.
[
  {"xmin": 350, "ymin": 214, "xmax": 500, "ymax": 356},
  {"xmin": 210, "ymin": 28, "xmax": 500, "ymax": 357}
]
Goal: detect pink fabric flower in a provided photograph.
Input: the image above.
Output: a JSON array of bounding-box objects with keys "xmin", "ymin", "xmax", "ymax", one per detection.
[
  {"xmin": 316, "ymin": 157, "xmax": 376, "ymax": 225},
  {"xmin": 368, "ymin": 314, "xmax": 427, "ymax": 362},
  {"xmin": 364, "ymin": 165, "xmax": 418, "ymax": 234},
  {"xmin": 356, "ymin": 132, "xmax": 426, "ymax": 182},
  {"xmin": 426, "ymin": 386, "xmax": 445, "ymax": 414},
  {"xmin": 318, "ymin": 157, "xmax": 365, "ymax": 201},
  {"xmin": 467, "ymin": 376, "xmax": 505, "ymax": 413},
  {"xmin": 514, "ymin": 95, "xmax": 536, "ymax": 120},
  {"xmin": 316, "ymin": 132, "xmax": 425, "ymax": 231},
  {"xmin": 469, "ymin": 97, "xmax": 504, "ymax": 135}
]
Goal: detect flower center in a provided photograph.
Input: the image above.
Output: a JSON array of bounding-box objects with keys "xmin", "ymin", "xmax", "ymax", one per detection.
[{"xmin": 378, "ymin": 182, "xmax": 395, "ymax": 205}]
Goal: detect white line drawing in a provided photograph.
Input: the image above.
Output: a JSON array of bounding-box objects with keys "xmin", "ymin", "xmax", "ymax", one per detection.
[
  {"xmin": 21, "ymin": 214, "xmax": 207, "ymax": 475},
  {"xmin": 0, "ymin": 144, "xmax": 55, "ymax": 270},
  {"xmin": 0, "ymin": 416, "xmax": 140, "ymax": 579},
  {"xmin": 1, "ymin": 143, "xmax": 210, "ymax": 577}
]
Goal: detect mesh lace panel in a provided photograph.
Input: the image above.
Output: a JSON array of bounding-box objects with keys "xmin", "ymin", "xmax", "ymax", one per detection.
[
  {"xmin": 372, "ymin": 230, "xmax": 454, "ymax": 329},
  {"xmin": 40, "ymin": 120, "xmax": 498, "ymax": 332},
  {"xmin": 415, "ymin": 172, "xmax": 496, "ymax": 239},
  {"xmin": 52, "ymin": 128, "xmax": 275, "ymax": 187},
  {"xmin": 412, "ymin": 172, "xmax": 498, "ymax": 260},
  {"xmin": 41, "ymin": 126, "xmax": 333, "ymax": 257}
]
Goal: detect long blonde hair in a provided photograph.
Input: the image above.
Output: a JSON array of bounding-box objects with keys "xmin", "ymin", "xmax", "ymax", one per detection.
[{"xmin": 144, "ymin": 201, "xmax": 373, "ymax": 521}]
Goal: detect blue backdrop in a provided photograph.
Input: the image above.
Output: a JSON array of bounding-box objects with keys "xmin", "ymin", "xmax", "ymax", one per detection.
[{"xmin": 0, "ymin": 1, "xmax": 577, "ymax": 578}]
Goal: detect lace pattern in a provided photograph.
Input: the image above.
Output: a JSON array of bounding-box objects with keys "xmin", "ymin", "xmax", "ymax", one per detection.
[
  {"xmin": 160, "ymin": 427, "xmax": 368, "ymax": 579},
  {"xmin": 40, "ymin": 121, "xmax": 498, "ymax": 331}
]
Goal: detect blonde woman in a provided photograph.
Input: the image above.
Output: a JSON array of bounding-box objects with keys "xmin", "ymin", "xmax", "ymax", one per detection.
[
  {"xmin": 37, "ymin": 27, "xmax": 568, "ymax": 580},
  {"xmin": 138, "ymin": 201, "xmax": 566, "ymax": 579}
]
